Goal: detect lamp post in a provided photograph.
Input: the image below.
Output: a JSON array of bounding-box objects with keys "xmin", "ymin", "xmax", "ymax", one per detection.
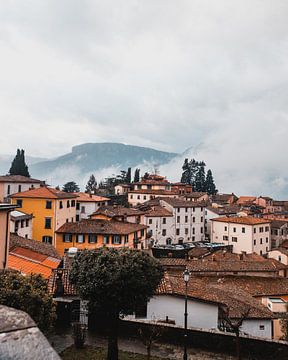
[{"xmin": 183, "ymin": 268, "xmax": 190, "ymax": 360}]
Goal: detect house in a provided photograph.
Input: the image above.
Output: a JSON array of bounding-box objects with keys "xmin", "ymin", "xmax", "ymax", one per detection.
[
  {"xmin": 90, "ymin": 205, "xmax": 146, "ymax": 224},
  {"xmin": 183, "ymin": 192, "xmax": 209, "ymax": 203},
  {"xmin": 236, "ymin": 196, "xmax": 257, "ymax": 206},
  {"xmin": 211, "ymin": 217, "xmax": 271, "ymax": 256},
  {"xmin": 268, "ymin": 248, "xmax": 288, "ymax": 266},
  {"xmin": 8, "ymin": 234, "xmax": 61, "ymax": 279},
  {"xmin": 114, "ymin": 184, "xmax": 132, "ymax": 195},
  {"xmin": 254, "ymin": 196, "xmax": 273, "ymax": 212},
  {"xmin": 140, "ymin": 272, "xmax": 273, "ymax": 339},
  {"xmin": 10, "ymin": 210, "xmax": 33, "ymax": 239},
  {"xmin": 10, "ymin": 187, "xmax": 77, "ymax": 245},
  {"xmin": 211, "ymin": 193, "xmax": 238, "ymax": 206},
  {"xmin": 171, "ymin": 182, "xmax": 193, "ymax": 195},
  {"xmin": 160, "ymin": 250, "xmax": 287, "ymax": 277},
  {"xmin": 0, "ymin": 175, "xmax": 44, "ymax": 202},
  {"xmin": 270, "ymin": 220, "xmax": 288, "ymax": 248},
  {"xmin": 55, "ymin": 219, "xmax": 148, "ymax": 255},
  {"xmin": 0, "ymin": 203, "xmax": 18, "ymax": 269},
  {"xmin": 74, "ymin": 192, "xmax": 109, "ymax": 221}
]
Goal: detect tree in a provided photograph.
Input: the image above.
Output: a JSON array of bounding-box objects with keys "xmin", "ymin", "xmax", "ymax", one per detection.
[
  {"xmin": 138, "ymin": 322, "xmax": 165, "ymax": 360},
  {"xmin": 205, "ymin": 169, "xmax": 217, "ymax": 195},
  {"xmin": 0, "ymin": 270, "xmax": 55, "ymax": 331},
  {"xmin": 126, "ymin": 167, "xmax": 131, "ymax": 184},
  {"xmin": 69, "ymin": 248, "xmax": 163, "ymax": 360},
  {"xmin": 9, "ymin": 149, "xmax": 30, "ymax": 177},
  {"xmin": 143, "ymin": 172, "xmax": 150, "ymax": 180},
  {"xmin": 180, "ymin": 158, "xmax": 191, "ymax": 184},
  {"xmin": 62, "ymin": 181, "xmax": 80, "ymax": 193},
  {"xmin": 133, "ymin": 168, "xmax": 140, "ymax": 183},
  {"xmin": 194, "ymin": 164, "xmax": 206, "ymax": 192},
  {"xmin": 85, "ymin": 174, "xmax": 97, "ymax": 194}
]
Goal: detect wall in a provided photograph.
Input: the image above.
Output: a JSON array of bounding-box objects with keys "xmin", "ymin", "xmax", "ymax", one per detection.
[
  {"xmin": 0, "ymin": 210, "xmax": 9, "ymax": 269},
  {"xmin": 268, "ymin": 250, "xmax": 288, "ymax": 265},
  {"xmin": 10, "ymin": 217, "xmax": 32, "ymax": 239},
  {"xmin": 241, "ymin": 319, "xmax": 272, "ymax": 339},
  {"xmin": 0, "ymin": 182, "xmax": 41, "ymax": 202},
  {"xmin": 77, "ymin": 200, "xmax": 109, "ymax": 220},
  {"xmin": 128, "ymin": 192, "xmax": 178, "ymax": 207},
  {"xmin": 147, "ymin": 295, "xmax": 219, "ymax": 330}
]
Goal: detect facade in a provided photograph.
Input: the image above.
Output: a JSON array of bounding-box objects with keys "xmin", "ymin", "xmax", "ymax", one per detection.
[
  {"xmin": 211, "ymin": 193, "xmax": 238, "ymax": 206},
  {"xmin": 114, "ymin": 184, "xmax": 131, "ymax": 195},
  {"xmin": 0, "ymin": 175, "xmax": 44, "ymax": 202},
  {"xmin": 55, "ymin": 219, "xmax": 148, "ymax": 255},
  {"xmin": 10, "ymin": 187, "xmax": 77, "ymax": 245},
  {"xmin": 270, "ymin": 220, "xmax": 288, "ymax": 248},
  {"xmin": 0, "ymin": 203, "xmax": 17, "ymax": 269},
  {"xmin": 74, "ymin": 192, "xmax": 109, "ymax": 221},
  {"xmin": 91, "ymin": 205, "xmax": 145, "ymax": 224},
  {"xmin": 171, "ymin": 182, "xmax": 193, "ymax": 195},
  {"xmin": 268, "ymin": 248, "xmax": 288, "ymax": 265},
  {"xmin": 184, "ymin": 192, "xmax": 209, "ymax": 203},
  {"xmin": 211, "ymin": 217, "xmax": 271, "ymax": 255},
  {"xmin": 128, "ymin": 190, "xmax": 178, "ymax": 207},
  {"xmin": 10, "ymin": 210, "xmax": 33, "ymax": 239}
]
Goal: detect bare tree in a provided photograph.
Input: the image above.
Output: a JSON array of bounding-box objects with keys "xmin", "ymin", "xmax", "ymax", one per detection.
[{"xmin": 138, "ymin": 322, "xmax": 164, "ymax": 360}]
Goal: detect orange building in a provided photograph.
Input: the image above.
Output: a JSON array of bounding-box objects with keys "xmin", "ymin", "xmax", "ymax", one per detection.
[
  {"xmin": 10, "ymin": 187, "xmax": 77, "ymax": 245},
  {"xmin": 55, "ymin": 219, "xmax": 148, "ymax": 255}
]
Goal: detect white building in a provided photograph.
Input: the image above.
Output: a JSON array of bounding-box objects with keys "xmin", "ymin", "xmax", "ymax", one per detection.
[
  {"xmin": 211, "ymin": 217, "xmax": 271, "ymax": 256},
  {"xmin": 114, "ymin": 184, "xmax": 131, "ymax": 195},
  {"xmin": 75, "ymin": 192, "xmax": 110, "ymax": 221},
  {"xmin": 10, "ymin": 210, "xmax": 33, "ymax": 239},
  {"xmin": 128, "ymin": 190, "xmax": 178, "ymax": 207},
  {"xmin": 268, "ymin": 248, "xmax": 288, "ymax": 265},
  {"xmin": 0, "ymin": 175, "xmax": 44, "ymax": 202}
]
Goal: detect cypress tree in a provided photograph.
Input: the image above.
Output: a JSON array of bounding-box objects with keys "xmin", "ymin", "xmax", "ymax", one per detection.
[
  {"xmin": 9, "ymin": 149, "xmax": 30, "ymax": 177},
  {"xmin": 194, "ymin": 164, "xmax": 206, "ymax": 192},
  {"xmin": 205, "ymin": 169, "xmax": 217, "ymax": 195},
  {"xmin": 126, "ymin": 167, "xmax": 131, "ymax": 184},
  {"xmin": 133, "ymin": 168, "xmax": 140, "ymax": 183},
  {"xmin": 180, "ymin": 158, "xmax": 191, "ymax": 184}
]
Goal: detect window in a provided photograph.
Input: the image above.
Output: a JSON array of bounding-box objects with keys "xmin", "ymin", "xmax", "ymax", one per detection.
[
  {"xmin": 265, "ymin": 226, "xmax": 269, "ymax": 232},
  {"xmin": 137, "ymin": 195, "xmax": 140, "ymax": 200},
  {"xmin": 67, "ymin": 200, "xmax": 70, "ymax": 208},
  {"xmin": 224, "ymin": 226, "xmax": 227, "ymax": 231},
  {"xmin": 76, "ymin": 202, "xmax": 80, "ymax": 210},
  {"xmin": 185, "ymin": 208, "xmax": 188, "ymax": 212},
  {"xmin": 76, "ymin": 234, "xmax": 84, "ymax": 243},
  {"xmin": 201, "ymin": 227, "xmax": 203, "ymax": 233},
  {"xmin": 254, "ymin": 239, "xmax": 256, "ymax": 245},
  {"xmin": 25, "ymin": 219, "xmax": 29, "ymax": 227},
  {"xmin": 149, "ymin": 219, "xmax": 152, "ymax": 225},
  {"xmin": 162, "ymin": 229, "xmax": 166, "ymax": 236},
  {"xmin": 233, "ymin": 227, "xmax": 236, "ymax": 233},
  {"xmin": 177, "ymin": 216, "xmax": 180, "ymax": 223},
  {"xmin": 42, "ymin": 236, "xmax": 52, "ymax": 244},
  {"xmin": 192, "ymin": 217, "xmax": 195, "ymax": 223},
  {"xmin": 81, "ymin": 206, "xmax": 85, "ymax": 214},
  {"xmin": 223, "ymin": 236, "xmax": 228, "ymax": 241},
  {"xmin": 59, "ymin": 201, "xmax": 63, "ymax": 209},
  {"xmin": 185, "ymin": 228, "xmax": 188, "ymax": 235},
  {"xmin": 192, "ymin": 236, "xmax": 195, "ymax": 241},
  {"xmin": 21, "ymin": 220, "xmax": 24, "ymax": 228},
  {"xmin": 242, "ymin": 227, "xmax": 245, "ymax": 233},
  {"xmin": 124, "ymin": 235, "xmax": 129, "ymax": 243},
  {"xmin": 88, "ymin": 234, "xmax": 97, "ymax": 243},
  {"xmin": 130, "ymin": 195, "xmax": 133, "ymax": 199},
  {"xmin": 259, "ymin": 325, "xmax": 265, "ymax": 330},
  {"xmin": 266, "ymin": 246, "xmax": 269, "ymax": 252},
  {"xmin": 177, "ymin": 208, "xmax": 180, "ymax": 213},
  {"xmin": 166, "ymin": 238, "xmax": 172, "ymax": 245},
  {"xmin": 260, "ymin": 238, "xmax": 263, "ymax": 244},
  {"xmin": 112, "ymin": 235, "xmax": 121, "ymax": 244},
  {"xmin": 76, "ymin": 214, "xmax": 80, "ymax": 221},
  {"xmin": 185, "ymin": 216, "xmax": 188, "ymax": 223},
  {"xmin": 46, "ymin": 201, "xmax": 52, "ymax": 209},
  {"xmin": 143, "ymin": 195, "xmax": 146, "ymax": 200},
  {"xmin": 278, "ymin": 255, "xmax": 282, "ymax": 262},
  {"xmin": 103, "ymin": 235, "xmax": 109, "ymax": 244},
  {"xmin": 18, "ymin": 185, "xmax": 22, "ymax": 193},
  {"xmin": 192, "ymin": 207, "xmax": 195, "ymax": 212},
  {"xmin": 260, "ymin": 250, "xmax": 263, "ymax": 255},
  {"xmin": 232, "ymin": 237, "xmax": 237, "ymax": 242},
  {"xmin": 141, "ymin": 229, "xmax": 145, "ymax": 237},
  {"xmin": 201, "ymin": 216, "xmax": 203, "ymax": 222},
  {"xmin": 192, "ymin": 227, "xmax": 195, "ymax": 234},
  {"xmin": 163, "ymin": 218, "xmax": 166, "ymax": 224},
  {"xmin": 7, "ymin": 185, "xmax": 10, "ymax": 195},
  {"xmin": 254, "ymin": 228, "xmax": 256, "ymax": 234},
  {"xmin": 259, "ymin": 227, "xmax": 263, "ymax": 233},
  {"xmin": 63, "ymin": 234, "xmax": 72, "ymax": 243},
  {"xmin": 45, "ymin": 217, "xmax": 52, "ymax": 229},
  {"xmin": 71, "ymin": 200, "xmax": 76, "ymax": 207},
  {"xmin": 16, "ymin": 199, "xmax": 22, "ymax": 208},
  {"xmin": 266, "ymin": 237, "xmax": 269, "ymax": 243},
  {"xmin": 176, "ymin": 229, "xmax": 180, "ymax": 236}
]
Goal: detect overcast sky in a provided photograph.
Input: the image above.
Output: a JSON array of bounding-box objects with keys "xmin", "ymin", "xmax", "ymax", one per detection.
[{"xmin": 1, "ymin": 1, "xmax": 288, "ymax": 197}]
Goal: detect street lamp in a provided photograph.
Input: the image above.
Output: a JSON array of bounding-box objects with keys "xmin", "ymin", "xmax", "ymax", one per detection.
[{"xmin": 183, "ymin": 268, "xmax": 190, "ymax": 360}]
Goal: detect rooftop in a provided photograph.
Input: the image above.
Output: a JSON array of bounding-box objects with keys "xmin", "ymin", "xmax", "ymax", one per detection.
[
  {"xmin": 0, "ymin": 175, "xmax": 44, "ymax": 183},
  {"xmin": 10, "ymin": 210, "xmax": 33, "ymax": 220},
  {"xmin": 144, "ymin": 205, "xmax": 173, "ymax": 218},
  {"xmin": 74, "ymin": 192, "xmax": 109, "ymax": 202},
  {"xmin": 129, "ymin": 189, "xmax": 178, "ymax": 195},
  {"xmin": 10, "ymin": 186, "xmax": 78, "ymax": 199},
  {"xmin": 92, "ymin": 205, "xmax": 146, "ymax": 218},
  {"xmin": 211, "ymin": 216, "xmax": 271, "ymax": 225},
  {"xmin": 161, "ymin": 197, "xmax": 206, "ymax": 208}
]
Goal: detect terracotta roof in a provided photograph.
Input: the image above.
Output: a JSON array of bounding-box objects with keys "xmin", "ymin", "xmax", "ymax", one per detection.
[
  {"xmin": 48, "ymin": 269, "xmax": 77, "ymax": 296},
  {"xmin": 160, "ymin": 198, "xmax": 206, "ymax": 208},
  {"xmin": 9, "ymin": 234, "xmax": 61, "ymax": 259},
  {"xmin": 236, "ymin": 196, "xmax": 257, "ymax": 205},
  {"xmin": 184, "ymin": 192, "xmax": 208, "ymax": 199},
  {"xmin": 56, "ymin": 219, "xmax": 148, "ymax": 235},
  {"xmin": 144, "ymin": 206, "xmax": 173, "ymax": 218},
  {"xmin": 212, "ymin": 193, "xmax": 237, "ymax": 202},
  {"xmin": 211, "ymin": 216, "xmax": 271, "ymax": 225},
  {"xmin": 0, "ymin": 175, "xmax": 44, "ymax": 183},
  {"xmin": 10, "ymin": 186, "xmax": 78, "ymax": 199},
  {"xmin": 74, "ymin": 192, "xmax": 109, "ymax": 202},
  {"xmin": 206, "ymin": 205, "xmax": 240, "ymax": 215},
  {"xmin": 158, "ymin": 273, "xmax": 273, "ymax": 319},
  {"xmin": 92, "ymin": 206, "xmax": 145, "ymax": 218}
]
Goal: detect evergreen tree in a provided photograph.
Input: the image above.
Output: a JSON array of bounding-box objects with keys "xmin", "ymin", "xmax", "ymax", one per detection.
[
  {"xmin": 194, "ymin": 164, "xmax": 206, "ymax": 192},
  {"xmin": 180, "ymin": 158, "xmax": 191, "ymax": 184},
  {"xmin": 143, "ymin": 172, "xmax": 150, "ymax": 180},
  {"xmin": 205, "ymin": 169, "xmax": 217, "ymax": 195},
  {"xmin": 126, "ymin": 167, "xmax": 131, "ymax": 183},
  {"xmin": 9, "ymin": 149, "xmax": 30, "ymax": 177},
  {"xmin": 62, "ymin": 181, "xmax": 80, "ymax": 193},
  {"xmin": 133, "ymin": 168, "xmax": 140, "ymax": 182},
  {"xmin": 85, "ymin": 174, "xmax": 97, "ymax": 193}
]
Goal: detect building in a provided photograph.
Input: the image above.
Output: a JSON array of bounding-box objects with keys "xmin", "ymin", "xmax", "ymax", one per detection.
[
  {"xmin": 183, "ymin": 192, "xmax": 209, "ymax": 203},
  {"xmin": 236, "ymin": 196, "xmax": 257, "ymax": 206},
  {"xmin": 270, "ymin": 220, "xmax": 288, "ymax": 248},
  {"xmin": 171, "ymin": 182, "xmax": 193, "ymax": 195},
  {"xmin": 0, "ymin": 203, "xmax": 17, "ymax": 269},
  {"xmin": 211, "ymin": 193, "xmax": 238, "ymax": 206},
  {"xmin": 114, "ymin": 184, "xmax": 132, "ymax": 195},
  {"xmin": 211, "ymin": 217, "xmax": 271, "ymax": 255},
  {"xmin": 8, "ymin": 234, "xmax": 61, "ymax": 279},
  {"xmin": 0, "ymin": 175, "xmax": 44, "ymax": 202},
  {"xmin": 10, "ymin": 210, "xmax": 33, "ymax": 239},
  {"xmin": 55, "ymin": 219, "xmax": 148, "ymax": 255},
  {"xmin": 91, "ymin": 205, "xmax": 146, "ymax": 224},
  {"xmin": 74, "ymin": 192, "xmax": 109, "ymax": 221},
  {"xmin": 10, "ymin": 187, "xmax": 77, "ymax": 245},
  {"xmin": 268, "ymin": 248, "xmax": 288, "ymax": 265}
]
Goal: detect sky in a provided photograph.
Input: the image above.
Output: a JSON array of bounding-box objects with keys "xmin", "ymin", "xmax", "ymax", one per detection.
[{"xmin": 1, "ymin": 1, "xmax": 288, "ymax": 197}]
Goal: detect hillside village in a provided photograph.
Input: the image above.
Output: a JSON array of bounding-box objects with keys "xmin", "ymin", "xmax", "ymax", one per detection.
[{"xmin": 1, "ymin": 155, "xmax": 288, "ymax": 359}]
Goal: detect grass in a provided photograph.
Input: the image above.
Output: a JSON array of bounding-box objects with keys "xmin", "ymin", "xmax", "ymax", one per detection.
[{"xmin": 61, "ymin": 345, "xmax": 162, "ymax": 360}]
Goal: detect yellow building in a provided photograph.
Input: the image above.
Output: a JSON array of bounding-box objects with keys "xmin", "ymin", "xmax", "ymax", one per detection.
[
  {"xmin": 55, "ymin": 218, "xmax": 148, "ymax": 255},
  {"xmin": 10, "ymin": 187, "xmax": 77, "ymax": 245}
]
